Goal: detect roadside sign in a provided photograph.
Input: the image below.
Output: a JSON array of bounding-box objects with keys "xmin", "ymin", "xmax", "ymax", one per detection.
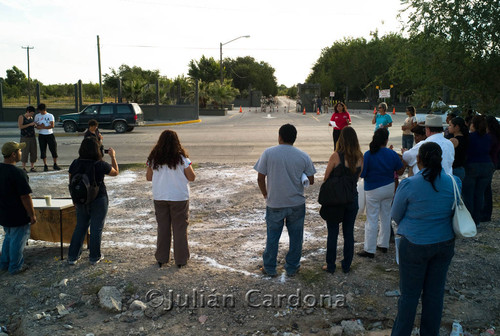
[
  {"xmin": 379, "ymin": 89, "xmax": 390, "ymax": 98},
  {"xmin": 329, "ymin": 92, "xmax": 335, "ymax": 97}
]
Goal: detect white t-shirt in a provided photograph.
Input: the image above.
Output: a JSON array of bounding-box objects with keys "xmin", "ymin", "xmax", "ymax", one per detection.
[
  {"xmin": 402, "ymin": 116, "xmax": 416, "ymax": 135},
  {"xmin": 34, "ymin": 112, "xmax": 55, "ymax": 135},
  {"xmin": 151, "ymin": 156, "xmax": 192, "ymax": 201},
  {"xmin": 402, "ymin": 133, "xmax": 455, "ymax": 175}
]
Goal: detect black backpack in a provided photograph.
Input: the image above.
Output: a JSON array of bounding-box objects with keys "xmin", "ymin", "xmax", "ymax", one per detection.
[{"xmin": 69, "ymin": 160, "xmax": 100, "ymax": 205}]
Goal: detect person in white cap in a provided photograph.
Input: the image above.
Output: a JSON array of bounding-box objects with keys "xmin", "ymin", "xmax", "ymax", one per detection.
[
  {"xmin": 402, "ymin": 115, "xmax": 455, "ymax": 175},
  {"xmin": 0, "ymin": 141, "xmax": 36, "ymax": 275}
]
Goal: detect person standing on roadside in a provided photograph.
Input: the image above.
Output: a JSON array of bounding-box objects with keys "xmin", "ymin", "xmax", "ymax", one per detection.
[
  {"xmin": 34, "ymin": 103, "xmax": 61, "ymax": 172},
  {"xmin": 372, "ymin": 102, "xmax": 392, "ymax": 132},
  {"xmin": 401, "ymin": 106, "xmax": 417, "ymax": 149},
  {"xmin": 0, "ymin": 141, "xmax": 37, "ymax": 275},
  {"xmin": 329, "ymin": 102, "xmax": 351, "ymax": 149},
  {"xmin": 18, "ymin": 106, "xmax": 38, "ymax": 172},
  {"xmin": 254, "ymin": 124, "xmax": 316, "ymax": 277}
]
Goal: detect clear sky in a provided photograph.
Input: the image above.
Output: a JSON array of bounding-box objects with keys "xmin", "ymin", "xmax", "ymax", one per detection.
[{"xmin": 0, "ymin": 0, "xmax": 403, "ymax": 87}]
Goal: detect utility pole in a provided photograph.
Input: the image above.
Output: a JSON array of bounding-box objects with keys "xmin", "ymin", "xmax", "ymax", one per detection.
[
  {"xmin": 97, "ymin": 35, "xmax": 103, "ymax": 103},
  {"xmin": 21, "ymin": 46, "xmax": 34, "ymax": 105}
]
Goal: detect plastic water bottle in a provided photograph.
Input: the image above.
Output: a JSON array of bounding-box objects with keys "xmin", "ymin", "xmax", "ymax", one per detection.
[{"xmin": 450, "ymin": 321, "xmax": 464, "ymax": 336}]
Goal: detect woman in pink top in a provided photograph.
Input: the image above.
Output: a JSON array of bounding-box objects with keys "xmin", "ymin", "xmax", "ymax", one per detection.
[{"xmin": 329, "ymin": 102, "xmax": 352, "ymax": 149}]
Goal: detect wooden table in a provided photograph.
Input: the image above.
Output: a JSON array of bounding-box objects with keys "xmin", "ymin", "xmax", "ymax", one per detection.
[{"xmin": 30, "ymin": 198, "xmax": 78, "ymax": 260}]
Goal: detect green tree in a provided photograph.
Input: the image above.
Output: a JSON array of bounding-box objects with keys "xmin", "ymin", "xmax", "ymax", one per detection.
[
  {"xmin": 400, "ymin": 0, "xmax": 500, "ymax": 112},
  {"xmin": 188, "ymin": 56, "xmax": 220, "ymax": 83},
  {"xmin": 225, "ymin": 56, "xmax": 278, "ymax": 96},
  {"xmin": 103, "ymin": 65, "xmax": 161, "ymax": 103}
]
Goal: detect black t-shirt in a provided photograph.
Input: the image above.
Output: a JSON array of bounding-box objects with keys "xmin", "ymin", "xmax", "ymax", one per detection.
[
  {"xmin": 68, "ymin": 159, "xmax": 112, "ymax": 198},
  {"xmin": 0, "ymin": 163, "xmax": 32, "ymax": 227}
]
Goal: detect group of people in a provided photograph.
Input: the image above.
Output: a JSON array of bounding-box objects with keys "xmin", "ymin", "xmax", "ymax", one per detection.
[
  {"xmin": 18, "ymin": 104, "xmax": 61, "ymax": 172},
  {"xmin": 2, "ymin": 103, "xmax": 498, "ymax": 335}
]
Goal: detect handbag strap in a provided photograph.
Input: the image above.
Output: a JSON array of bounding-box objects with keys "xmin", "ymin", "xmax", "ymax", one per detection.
[{"xmin": 447, "ymin": 173, "xmax": 461, "ymax": 210}]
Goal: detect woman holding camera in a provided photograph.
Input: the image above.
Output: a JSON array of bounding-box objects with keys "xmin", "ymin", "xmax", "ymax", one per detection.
[
  {"xmin": 147, "ymin": 130, "xmax": 195, "ymax": 268},
  {"xmin": 67, "ymin": 137, "xmax": 119, "ymax": 265}
]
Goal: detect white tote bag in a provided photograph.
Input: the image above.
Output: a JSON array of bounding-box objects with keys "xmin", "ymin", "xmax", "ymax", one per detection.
[
  {"xmin": 357, "ymin": 178, "xmax": 366, "ymax": 217},
  {"xmin": 448, "ymin": 174, "xmax": 477, "ymax": 238}
]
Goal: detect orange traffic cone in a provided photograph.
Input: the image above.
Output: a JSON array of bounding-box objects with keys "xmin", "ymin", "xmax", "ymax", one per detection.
[
  {"xmin": 373, "ymin": 107, "xmax": 377, "ymax": 114},
  {"xmin": 392, "ymin": 107, "xmax": 396, "ymax": 114},
  {"xmin": 303, "ymin": 108, "xmax": 306, "ymax": 115},
  {"xmin": 239, "ymin": 106, "xmax": 242, "ymax": 113},
  {"xmin": 317, "ymin": 108, "xmax": 320, "ymax": 115}
]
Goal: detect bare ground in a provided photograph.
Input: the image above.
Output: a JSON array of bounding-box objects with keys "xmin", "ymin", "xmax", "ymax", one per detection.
[{"xmin": 0, "ymin": 165, "xmax": 498, "ymax": 336}]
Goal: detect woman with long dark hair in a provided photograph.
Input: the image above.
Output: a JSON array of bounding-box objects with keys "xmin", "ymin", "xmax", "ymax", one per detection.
[
  {"xmin": 146, "ymin": 130, "xmax": 195, "ymax": 268},
  {"xmin": 448, "ymin": 116, "xmax": 469, "ymax": 181},
  {"xmin": 391, "ymin": 142, "xmax": 458, "ymax": 335},
  {"xmin": 463, "ymin": 115, "xmax": 494, "ymax": 226},
  {"xmin": 321, "ymin": 127, "xmax": 363, "ymax": 274},
  {"xmin": 68, "ymin": 137, "xmax": 119, "ymax": 265},
  {"xmin": 358, "ymin": 128, "xmax": 403, "ymax": 258},
  {"xmin": 329, "ymin": 102, "xmax": 351, "ymax": 149}
]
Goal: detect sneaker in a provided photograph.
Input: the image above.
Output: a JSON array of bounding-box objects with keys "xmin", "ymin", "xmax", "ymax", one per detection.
[
  {"xmin": 258, "ymin": 265, "xmax": 277, "ymax": 278},
  {"xmin": 90, "ymin": 256, "xmax": 104, "ymax": 265},
  {"xmin": 11, "ymin": 264, "xmax": 29, "ymax": 275},
  {"xmin": 30, "ymin": 167, "xmax": 37, "ymax": 173},
  {"xmin": 53, "ymin": 163, "xmax": 61, "ymax": 171},
  {"xmin": 357, "ymin": 250, "xmax": 375, "ymax": 259},
  {"xmin": 67, "ymin": 256, "xmax": 81, "ymax": 265},
  {"xmin": 44, "ymin": 165, "xmax": 49, "ymax": 172}
]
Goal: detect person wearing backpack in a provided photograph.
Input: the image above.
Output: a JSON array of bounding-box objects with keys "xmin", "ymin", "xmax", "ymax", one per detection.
[{"xmin": 67, "ymin": 137, "xmax": 118, "ymax": 265}]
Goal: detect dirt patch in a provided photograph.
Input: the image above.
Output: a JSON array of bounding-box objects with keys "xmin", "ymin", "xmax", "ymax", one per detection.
[{"xmin": 1, "ymin": 165, "xmax": 498, "ymax": 336}]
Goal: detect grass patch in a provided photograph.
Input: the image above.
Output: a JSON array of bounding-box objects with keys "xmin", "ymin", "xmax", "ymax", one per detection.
[
  {"xmin": 367, "ymin": 263, "xmax": 398, "ymax": 280},
  {"xmin": 124, "ymin": 282, "xmax": 137, "ymax": 295},
  {"xmin": 83, "ymin": 283, "xmax": 105, "ymax": 295},
  {"xmin": 89, "ymin": 269, "xmax": 105, "ymax": 279},
  {"xmin": 298, "ymin": 268, "xmax": 325, "ymax": 284},
  {"xmin": 478, "ymin": 244, "xmax": 498, "ymax": 253}
]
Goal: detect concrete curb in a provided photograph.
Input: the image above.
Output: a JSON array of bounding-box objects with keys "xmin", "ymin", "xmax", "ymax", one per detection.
[{"xmin": 143, "ymin": 119, "xmax": 201, "ymax": 127}]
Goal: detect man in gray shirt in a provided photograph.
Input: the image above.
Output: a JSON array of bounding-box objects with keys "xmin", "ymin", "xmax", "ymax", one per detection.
[{"xmin": 254, "ymin": 124, "xmax": 316, "ymax": 277}]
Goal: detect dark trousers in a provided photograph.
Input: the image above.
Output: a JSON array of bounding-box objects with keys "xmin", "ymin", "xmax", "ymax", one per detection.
[
  {"xmin": 68, "ymin": 196, "xmax": 108, "ymax": 263},
  {"xmin": 391, "ymin": 237, "xmax": 454, "ymax": 336},
  {"xmin": 463, "ymin": 162, "xmax": 494, "ymax": 225},
  {"xmin": 333, "ymin": 129, "xmax": 341, "ymax": 149},
  {"xmin": 38, "ymin": 134, "xmax": 58, "ymax": 159},
  {"xmin": 325, "ymin": 196, "xmax": 358, "ymax": 273},
  {"xmin": 154, "ymin": 200, "xmax": 190, "ymax": 265}
]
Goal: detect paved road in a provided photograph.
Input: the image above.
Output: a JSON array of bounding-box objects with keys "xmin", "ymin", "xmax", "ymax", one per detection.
[{"xmin": 0, "ymin": 101, "xmax": 408, "ymax": 166}]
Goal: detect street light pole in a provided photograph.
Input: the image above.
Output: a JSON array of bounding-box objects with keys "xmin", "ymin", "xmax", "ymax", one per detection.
[
  {"xmin": 22, "ymin": 46, "xmax": 34, "ymax": 105},
  {"xmin": 219, "ymin": 35, "xmax": 250, "ymax": 84}
]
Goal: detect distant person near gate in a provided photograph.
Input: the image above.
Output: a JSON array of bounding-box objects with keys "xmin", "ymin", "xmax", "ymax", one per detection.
[{"xmin": 329, "ymin": 102, "xmax": 351, "ymax": 149}]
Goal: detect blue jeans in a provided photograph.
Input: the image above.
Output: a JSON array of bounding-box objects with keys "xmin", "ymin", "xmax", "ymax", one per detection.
[
  {"xmin": 0, "ymin": 224, "xmax": 31, "ymax": 274},
  {"xmin": 68, "ymin": 196, "xmax": 108, "ymax": 262},
  {"xmin": 326, "ymin": 196, "xmax": 358, "ymax": 273},
  {"xmin": 463, "ymin": 162, "xmax": 494, "ymax": 225},
  {"xmin": 263, "ymin": 204, "xmax": 305, "ymax": 275},
  {"xmin": 402, "ymin": 134, "xmax": 414, "ymax": 150},
  {"xmin": 391, "ymin": 237, "xmax": 454, "ymax": 336}
]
